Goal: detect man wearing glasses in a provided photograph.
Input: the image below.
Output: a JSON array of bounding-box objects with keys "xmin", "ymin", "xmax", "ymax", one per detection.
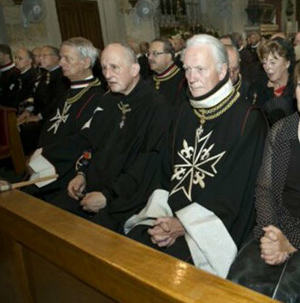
[
  {"xmin": 17, "ymin": 45, "xmax": 68, "ymax": 154},
  {"xmin": 147, "ymin": 37, "xmax": 186, "ymax": 110},
  {"xmin": 0, "ymin": 44, "xmax": 20, "ymax": 107}
]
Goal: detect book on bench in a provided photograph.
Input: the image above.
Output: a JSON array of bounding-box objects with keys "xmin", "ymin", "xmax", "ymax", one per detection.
[{"xmin": 28, "ymin": 148, "xmax": 57, "ymax": 188}]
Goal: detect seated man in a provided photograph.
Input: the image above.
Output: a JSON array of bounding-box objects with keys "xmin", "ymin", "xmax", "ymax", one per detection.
[
  {"xmin": 147, "ymin": 37, "xmax": 186, "ymax": 109},
  {"xmin": 23, "ymin": 37, "xmax": 106, "ymax": 200},
  {"xmin": 225, "ymin": 44, "xmax": 249, "ymax": 98},
  {"xmin": 51, "ymin": 43, "xmax": 171, "ymax": 233},
  {"xmin": 18, "ymin": 45, "xmax": 69, "ymax": 155},
  {"xmin": 13, "ymin": 48, "xmax": 37, "ymax": 109},
  {"xmin": 124, "ymin": 34, "xmax": 268, "ymax": 278},
  {"xmin": 0, "ymin": 44, "xmax": 19, "ymax": 106}
]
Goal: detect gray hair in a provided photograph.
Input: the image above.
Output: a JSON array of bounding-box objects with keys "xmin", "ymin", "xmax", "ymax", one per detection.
[
  {"xmin": 225, "ymin": 44, "xmax": 240, "ymax": 67},
  {"xmin": 61, "ymin": 37, "xmax": 99, "ymax": 68},
  {"xmin": 182, "ymin": 34, "xmax": 228, "ymax": 73},
  {"xmin": 43, "ymin": 45, "xmax": 60, "ymax": 57},
  {"xmin": 104, "ymin": 42, "xmax": 138, "ymax": 65}
]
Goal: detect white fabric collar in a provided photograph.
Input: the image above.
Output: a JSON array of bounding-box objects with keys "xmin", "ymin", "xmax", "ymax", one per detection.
[
  {"xmin": 189, "ymin": 80, "xmax": 233, "ymax": 109},
  {"xmin": 49, "ymin": 65, "xmax": 60, "ymax": 72},
  {"xmin": 70, "ymin": 75, "xmax": 94, "ymax": 89},
  {"xmin": 21, "ymin": 67, "xmax": 31, "ymax": 74},
  {"xmin": 0, "ymin": 62, "xmax": 15, "ymax": 72}
]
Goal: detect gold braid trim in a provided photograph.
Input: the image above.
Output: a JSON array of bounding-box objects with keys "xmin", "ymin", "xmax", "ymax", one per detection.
[
  {"xmin": 153, "ymin": 65, "xmax": 181, "ymax": 90},
  {"xmin": 193, "ymin": 89, "xmax": 240, "ymax": 125},
  {"xmin": 66, "ymin": 78, "xmax": 100, "ymax": 105},
  {"xmin": 233, "ymin": 74, "xmax": 242, "ymax": 92}
]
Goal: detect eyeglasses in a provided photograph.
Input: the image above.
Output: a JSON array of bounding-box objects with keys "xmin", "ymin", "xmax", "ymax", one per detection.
[{"xmin": 146, "ymin": 51, "xmax": 169, "ymax": 58}]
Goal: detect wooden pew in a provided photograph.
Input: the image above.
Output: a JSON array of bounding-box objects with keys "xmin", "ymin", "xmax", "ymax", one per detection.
[
  {"xmin": 0, "ymin": 106, "xmax": 26, "ymax": 174},
  {"xmin": 0, "ymin": 190, "xmax": 278, "ymax": 303}
]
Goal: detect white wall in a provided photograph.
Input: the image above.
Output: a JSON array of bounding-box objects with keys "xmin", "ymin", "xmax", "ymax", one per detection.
[
  {"xmin": 1, "ymin": 0, "xmax": 298, "ymax": 52},
  {"xmin": 200, "ymin": 0, "xmax": 248, "ymax": 35},
  {"xmin": 1, "ymin": 0, "xmax": 48, "ymax": 51}
]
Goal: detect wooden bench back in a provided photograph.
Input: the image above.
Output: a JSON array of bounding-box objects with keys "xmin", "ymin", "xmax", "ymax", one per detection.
[
  {"xmin": 0, "ymin": 106, "xmax": 26, "ymax": 174},
  {"xmin": 0, "ymin": 190, "xmax": 278, "ymax": 303}
]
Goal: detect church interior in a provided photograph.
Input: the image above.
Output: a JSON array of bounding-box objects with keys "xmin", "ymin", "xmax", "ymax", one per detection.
[{"xmin": 1, "ymin": 0, "xmax": 300, "ymax": 303}]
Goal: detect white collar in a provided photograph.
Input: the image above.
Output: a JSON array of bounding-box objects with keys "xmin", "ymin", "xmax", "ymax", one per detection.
[
  {"xmin": 0, "ymin": 62, "xmax": 15, "ymax": 72},
  {"xmin": 48, "ymin": 65, "xmax": 60, "ymax": 72},
  {"xmin": 21, "ymin": 67, "xmax": 31, "ymax": 74},
  {"xmin": 251, "ymin": 42, "xmax": 260, "ymax": 49},
  {"xmin": 70, "ymin": 75, "xmax": 94, "ymax": 89},
  {"xmin": 189, "ymin": 80, "xmax": 233, "ymax": 109}
]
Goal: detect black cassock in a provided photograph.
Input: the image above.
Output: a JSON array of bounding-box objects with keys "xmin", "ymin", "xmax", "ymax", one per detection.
[
  {"xmin": 126, "ymin": 79, "xmax": 268, "ymax": 276},
  {"xmin": 19, "ymin": 67, "xmax": 69, "ymax": 154},
  {"xmin": 147, "ymin": 63, "xmax": 186, "ymax": 109},
  {"xmin": 23, "ymin": 78, "xmax": 105, "ymax": 199},
  {"xmin": 33, "ymin": 67, "xmax": 69, "ymax": 121},
  {"xmin": 51, "ymin": 80, "xmax": 171, "ymax": 233},
  {"xmin": 11, "ymin": 67, "xmax": 37, "ymax": 109},
  {"xmin": 0, "ymin": 63, "xmax": 20, "ymax": 107}
]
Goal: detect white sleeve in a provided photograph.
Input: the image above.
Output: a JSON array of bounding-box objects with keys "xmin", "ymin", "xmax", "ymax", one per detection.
[{"xmin": 176, "ymin": 203, "xmax": 237, "ymax": 278}]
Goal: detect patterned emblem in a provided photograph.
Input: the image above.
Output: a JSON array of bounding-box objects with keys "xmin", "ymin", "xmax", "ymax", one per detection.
[
  {"xmin": 170, "ymin": 125, "xmax": 226, "ymax": 201},
  {"xmin": 47, "ymin": 103, "xmax": 71, "ymax": 134},
  {"xmin": 118, "ymin": 101, "xmax": 131, "ymax": 129}
]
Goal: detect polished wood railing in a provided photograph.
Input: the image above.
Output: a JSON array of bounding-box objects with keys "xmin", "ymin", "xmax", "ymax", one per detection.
[{"xmin": 0, "ymin": 190, "xmax": 278, "ymax": 303}]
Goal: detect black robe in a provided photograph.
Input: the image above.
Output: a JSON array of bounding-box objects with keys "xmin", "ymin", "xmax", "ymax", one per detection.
[
  {"xmin": 23, "ymin": 78, "xmax": 105, "ymax": 198},
  {"xmin": 167, "ymin": 88, "xmax": 267, "ymax": 248},
  {"xmin": 147, "ymin": 63, "xmax": 186, "ymax": 109},
  {"xmin": 248, "ymin": 74, "xmax": 297, "ymax": 126},
  {"xmin": 33, "ymin": 67, "xmax": 69, "ymax": 121},
  {"xmin": 127, "ymin": 79, "xmax": 268, "ymax": 269},
  {"xmin": 51, "ymin": 80, "xmax": 171, "ymax": 233},
  {"xmin": 0, "ymin": 63, "xmax": 20, "ymax": 107},
  {"xmin": 13, "ymin": 67, "xmax": 37, "ymax": 110},
  {"xmin": 19, "ymin": 67, "xmax": 69, "ymax": 155}
]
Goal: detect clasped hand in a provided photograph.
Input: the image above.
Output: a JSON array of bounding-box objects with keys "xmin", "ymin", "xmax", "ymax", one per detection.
[
  {"xmin": 68, "ymin": 175, "xmax": 107, "ymax": 213},
  {"xmin": 260, "ymin": 225, "xmax": 297, "ymax": 265},
  {"xmin": 148, "ymin": 217, "xmax": 185, "ymax": 248}
]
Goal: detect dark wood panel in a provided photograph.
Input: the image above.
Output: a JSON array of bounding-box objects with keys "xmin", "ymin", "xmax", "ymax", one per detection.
[
  {"xmin": 79, "ymin": 2, "xmax": 104, "ymax": 49},
  {"xmin": 24, "ymin": 248, "xmax": 117, "ymax": 303},
  {"xmin": 56, "ymin": 0, "xmax": 104, "ymax": 49},
  {"xmin": 56, "ymin": 2, "xmax": 82, "ymax": 41}
]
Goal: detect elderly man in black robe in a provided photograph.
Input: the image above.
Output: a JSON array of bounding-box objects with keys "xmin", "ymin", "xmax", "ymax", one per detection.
[
  {"xmin": 52, "ymin": 43, "xmax": 170, "ymax": 233},
  {"xmin": 0, "ymin": 44, "xmax": 19, "ymax": 106},
  {"xmin": 125, "ymin": 34, "xmax": 268, "ymax": 278},
  {"xmin": 11, "ymin": 48, "xmax": 37, "ymax": 109},
  {"xmin": 17, "ymin": 45, "xmax": 69, "ymax": 155},
  {"xmin": 147, "ymin": 37, "xmax": 186, "ymax": 109},
  {"xmin": 23, "ymin": 37, "xmax": 105, "ymax": 200}
]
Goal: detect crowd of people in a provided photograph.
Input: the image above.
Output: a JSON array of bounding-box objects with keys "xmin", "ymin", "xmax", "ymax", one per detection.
[{"xmin": 1, "ymin": 30, "xmax": 300, "ymax": 301}]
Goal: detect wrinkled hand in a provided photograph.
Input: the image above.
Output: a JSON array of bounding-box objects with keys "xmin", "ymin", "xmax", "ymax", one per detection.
[
  {"xmin": 68, "ymin": 174, "xmax": 86, "ymax": 200},
  {"xmin": 17, "ymin": 111, "xmax": 31, "ymax": 124},
  {"xmin": 148, "ymin": 217, "xmax": 185, "ymax": 248},
  {"xmin": 80, "ymin": 191, "xmax": 107, "ymax": 213},
  {"xmin": 260, "ymin": 225, "xmax": 297, "ymax": 265}
]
